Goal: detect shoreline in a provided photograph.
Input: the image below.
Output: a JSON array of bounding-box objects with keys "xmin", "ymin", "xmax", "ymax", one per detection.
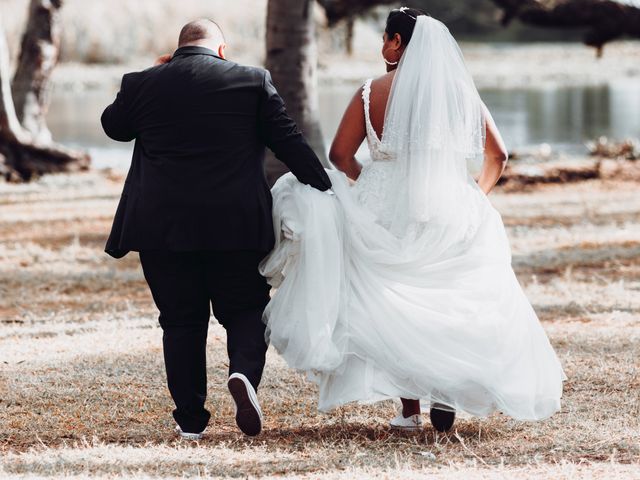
[{"xmin": 3, "ymin": 154, "xmax": 638, "ymax": 193}]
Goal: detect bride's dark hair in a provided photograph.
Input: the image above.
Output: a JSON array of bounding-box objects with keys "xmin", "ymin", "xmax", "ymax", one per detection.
[{"xmin": 385, "ymin": 7, "xmax": 428, "ymax": 47}]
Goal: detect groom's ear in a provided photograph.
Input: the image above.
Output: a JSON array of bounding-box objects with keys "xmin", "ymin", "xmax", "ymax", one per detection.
[{"xmin": 218, "ymin": 43, "xmax": 227, "ymax": 59}]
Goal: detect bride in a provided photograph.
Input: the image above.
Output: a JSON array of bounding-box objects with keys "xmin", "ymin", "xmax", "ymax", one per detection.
[{"xmin": 260, "ymin": 8, "xmax": 566, "ymax": 432}]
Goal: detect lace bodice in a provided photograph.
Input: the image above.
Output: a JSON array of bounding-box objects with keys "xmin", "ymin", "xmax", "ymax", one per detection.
[
  {"xmin": 352, "ymin": 79, "xmax": 396, "ymax": 227},
  {"xmin": 356, "ymin": 80, "xmax": 484, "ymax": 240}
]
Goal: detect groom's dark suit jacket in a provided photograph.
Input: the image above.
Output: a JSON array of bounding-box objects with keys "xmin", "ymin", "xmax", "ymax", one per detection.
[{"xmin": 101, "ymin": 46, "xmax": 331, "ymax": 258}]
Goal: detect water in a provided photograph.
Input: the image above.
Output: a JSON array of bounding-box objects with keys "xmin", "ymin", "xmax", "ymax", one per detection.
[{"xmin": 47, "ymin": 80, "xmax": 640, "ymax": 170}]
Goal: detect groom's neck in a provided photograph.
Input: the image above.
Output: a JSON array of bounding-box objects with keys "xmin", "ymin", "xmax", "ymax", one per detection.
[{"xmin": 178, "ymin": 41, "xmax": 225, "ymax": 59}]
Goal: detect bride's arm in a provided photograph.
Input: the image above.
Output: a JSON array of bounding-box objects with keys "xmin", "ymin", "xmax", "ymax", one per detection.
[
  {"xmin": 329, "ymin": 88, "xmax": 367, "ymax": 181},
  {"xmin": 477, "ymin": 103, "xmax": 509, "ymax": 195}
]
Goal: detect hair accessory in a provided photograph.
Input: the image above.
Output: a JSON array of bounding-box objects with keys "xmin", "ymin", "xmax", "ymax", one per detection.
[{"xmin": 398, "ymin": 7, "xmax": 417, "ymax": 20}]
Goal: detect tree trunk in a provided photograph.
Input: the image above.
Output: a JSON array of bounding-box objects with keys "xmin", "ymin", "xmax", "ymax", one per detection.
[
  {"xmin": 0, "ymin": 22, "xmax": 28, "ymax": 145},
  {"xmin": 0, "ymin": 18, "xmax": 29, "ymax": 180},
  {"xmin": 0, "ymin": 3, "xmax": 89, "ymax": 182},
  {"xmin": 265, "ymin": 0, "xmax": 329, "ymax": 186},
  {"xmin": 12, "ymin": 0, "xmax": 62, "ymax": 144},
  {"xmin": 345, "ymin": 17, "xmax": 355, "ymax": 56}
]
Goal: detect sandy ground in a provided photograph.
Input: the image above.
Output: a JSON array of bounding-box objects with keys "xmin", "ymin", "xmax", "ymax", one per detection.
[{"xmin": 0, "ymin": 171, "xmax": 639, "ymax": 479}]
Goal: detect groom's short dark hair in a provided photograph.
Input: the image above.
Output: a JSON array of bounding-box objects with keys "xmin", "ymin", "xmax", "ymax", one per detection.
[{"xmin": 179, "ymin": 19, "xmax": 225, "ymax": 47}]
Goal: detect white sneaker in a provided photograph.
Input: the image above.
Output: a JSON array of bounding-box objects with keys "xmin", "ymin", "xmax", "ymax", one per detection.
[
  {"xmin": 228, "ymin": 372, "xmax": 263, "ymax": 436},
  {"xmin": 389, "ymin": 411, "xmax": 423, "ymax": 431},
  {"xmin": 175, "ymin": 425, "xmax": 205, "ymax": 440}
]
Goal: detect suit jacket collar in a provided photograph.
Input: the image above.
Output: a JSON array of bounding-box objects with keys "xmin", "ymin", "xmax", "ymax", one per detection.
[{"xmin": 172, "ymin": 46, "xmax": 225, "ymax": 61}]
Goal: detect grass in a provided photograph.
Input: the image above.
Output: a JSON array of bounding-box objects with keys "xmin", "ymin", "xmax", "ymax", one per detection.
[{"xmin": 0, "ymin": 171, "xmax": 639, "ymax": 479}]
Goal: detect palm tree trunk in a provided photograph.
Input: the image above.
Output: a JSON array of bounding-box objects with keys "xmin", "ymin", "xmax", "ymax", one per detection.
[{"xmin": 265, "ymin": 0, "xmax": 329, "ymax": 186}]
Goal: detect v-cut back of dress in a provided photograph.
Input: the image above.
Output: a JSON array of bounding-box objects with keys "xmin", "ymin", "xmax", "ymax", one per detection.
[
  {"xmin": 350, "ymin": 78, "xmax": 397, "ymax": 227},
  {"xmin": 362, "ymin": 79, "xmax": 392, "ymax": 162}
]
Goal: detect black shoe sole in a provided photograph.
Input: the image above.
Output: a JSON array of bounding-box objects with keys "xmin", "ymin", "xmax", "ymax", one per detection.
[
  {"xmin": 430, "ymin": 407, "xmax": 455, "ymax": 432},
  {"xmin": 228, "ymin": 377, "xmax": 262, "ymax": 436}
]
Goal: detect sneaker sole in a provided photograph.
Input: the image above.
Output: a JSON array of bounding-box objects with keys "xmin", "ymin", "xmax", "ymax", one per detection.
[
  {"xmin": 228, "ymin": 377, "xmax": 262, "ymax": 436},
  {"xmin": 390, "ymin": 424, "xmax": 424, "ymax": 431},
  {"xmin": 175, "ymin": 426, "xmax": 204, "ymax": 440}
]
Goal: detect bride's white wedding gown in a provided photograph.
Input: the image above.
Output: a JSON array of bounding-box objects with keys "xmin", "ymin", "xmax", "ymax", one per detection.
[{"xmin": 260, "ymin": 18, "xmax": 565, "ymax": 421}]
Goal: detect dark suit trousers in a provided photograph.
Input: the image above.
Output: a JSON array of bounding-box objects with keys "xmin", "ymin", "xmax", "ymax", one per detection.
[{"xmin": 139, "ymin": 250, "xmax": 271, "ymax": 433}]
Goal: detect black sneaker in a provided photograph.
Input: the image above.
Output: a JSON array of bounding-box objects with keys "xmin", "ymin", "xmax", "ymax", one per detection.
[
  {"xmin": 430, "ymin": 404, "xmax": 455, "ymax": 432},
  {"xmin": 227, "ymin": 373, "xmax": 263, "ymax": 436}
]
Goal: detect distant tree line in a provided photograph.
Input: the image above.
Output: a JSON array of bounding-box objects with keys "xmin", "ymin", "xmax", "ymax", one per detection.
[
  {"xmin": 356, "ymin": 0, "xmax": 586, "ymax": 42},
  {"xmin": 322, "ymin": 0, "xmax": 640, "ymax": 48}
]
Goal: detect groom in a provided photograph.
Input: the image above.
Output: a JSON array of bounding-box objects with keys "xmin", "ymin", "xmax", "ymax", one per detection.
[{"xmin": 101, "ymin": 19, "xmax": 331, "ymax": 438}]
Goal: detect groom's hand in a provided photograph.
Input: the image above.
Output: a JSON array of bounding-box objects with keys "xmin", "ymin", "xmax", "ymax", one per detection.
[{"xmin": 154, "ymin": 54, "xmax": 172, "ymax": 66}]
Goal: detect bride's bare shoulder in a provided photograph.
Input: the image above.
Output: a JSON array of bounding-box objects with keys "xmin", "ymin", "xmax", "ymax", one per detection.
[
  {"xmin": 347, "ymin": 71, "xmax": 395, "ymax": 105},
  {"xmin": 370, "ymin": 71, "xmax": 396, "ymax": 91}
]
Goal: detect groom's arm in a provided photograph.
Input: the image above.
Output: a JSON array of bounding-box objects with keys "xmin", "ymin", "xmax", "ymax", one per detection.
[
  {"xmin": 258, "ymin": 70, "xmax": 332, "ymax": 191},
  {"xmin": 101, "ymin": 74, "xmax": 136, "ymax": 142}
]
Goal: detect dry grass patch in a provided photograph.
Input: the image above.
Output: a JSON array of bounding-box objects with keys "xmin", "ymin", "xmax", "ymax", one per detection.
[{"xmin": 1, "ymin": 172, "xmax": 639, "ymax": 478}]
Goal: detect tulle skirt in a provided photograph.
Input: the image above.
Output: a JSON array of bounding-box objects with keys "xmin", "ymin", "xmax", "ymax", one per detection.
[{"xmin": 260, "ymin": 169, "xmax": 566, "ymax": 420}]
